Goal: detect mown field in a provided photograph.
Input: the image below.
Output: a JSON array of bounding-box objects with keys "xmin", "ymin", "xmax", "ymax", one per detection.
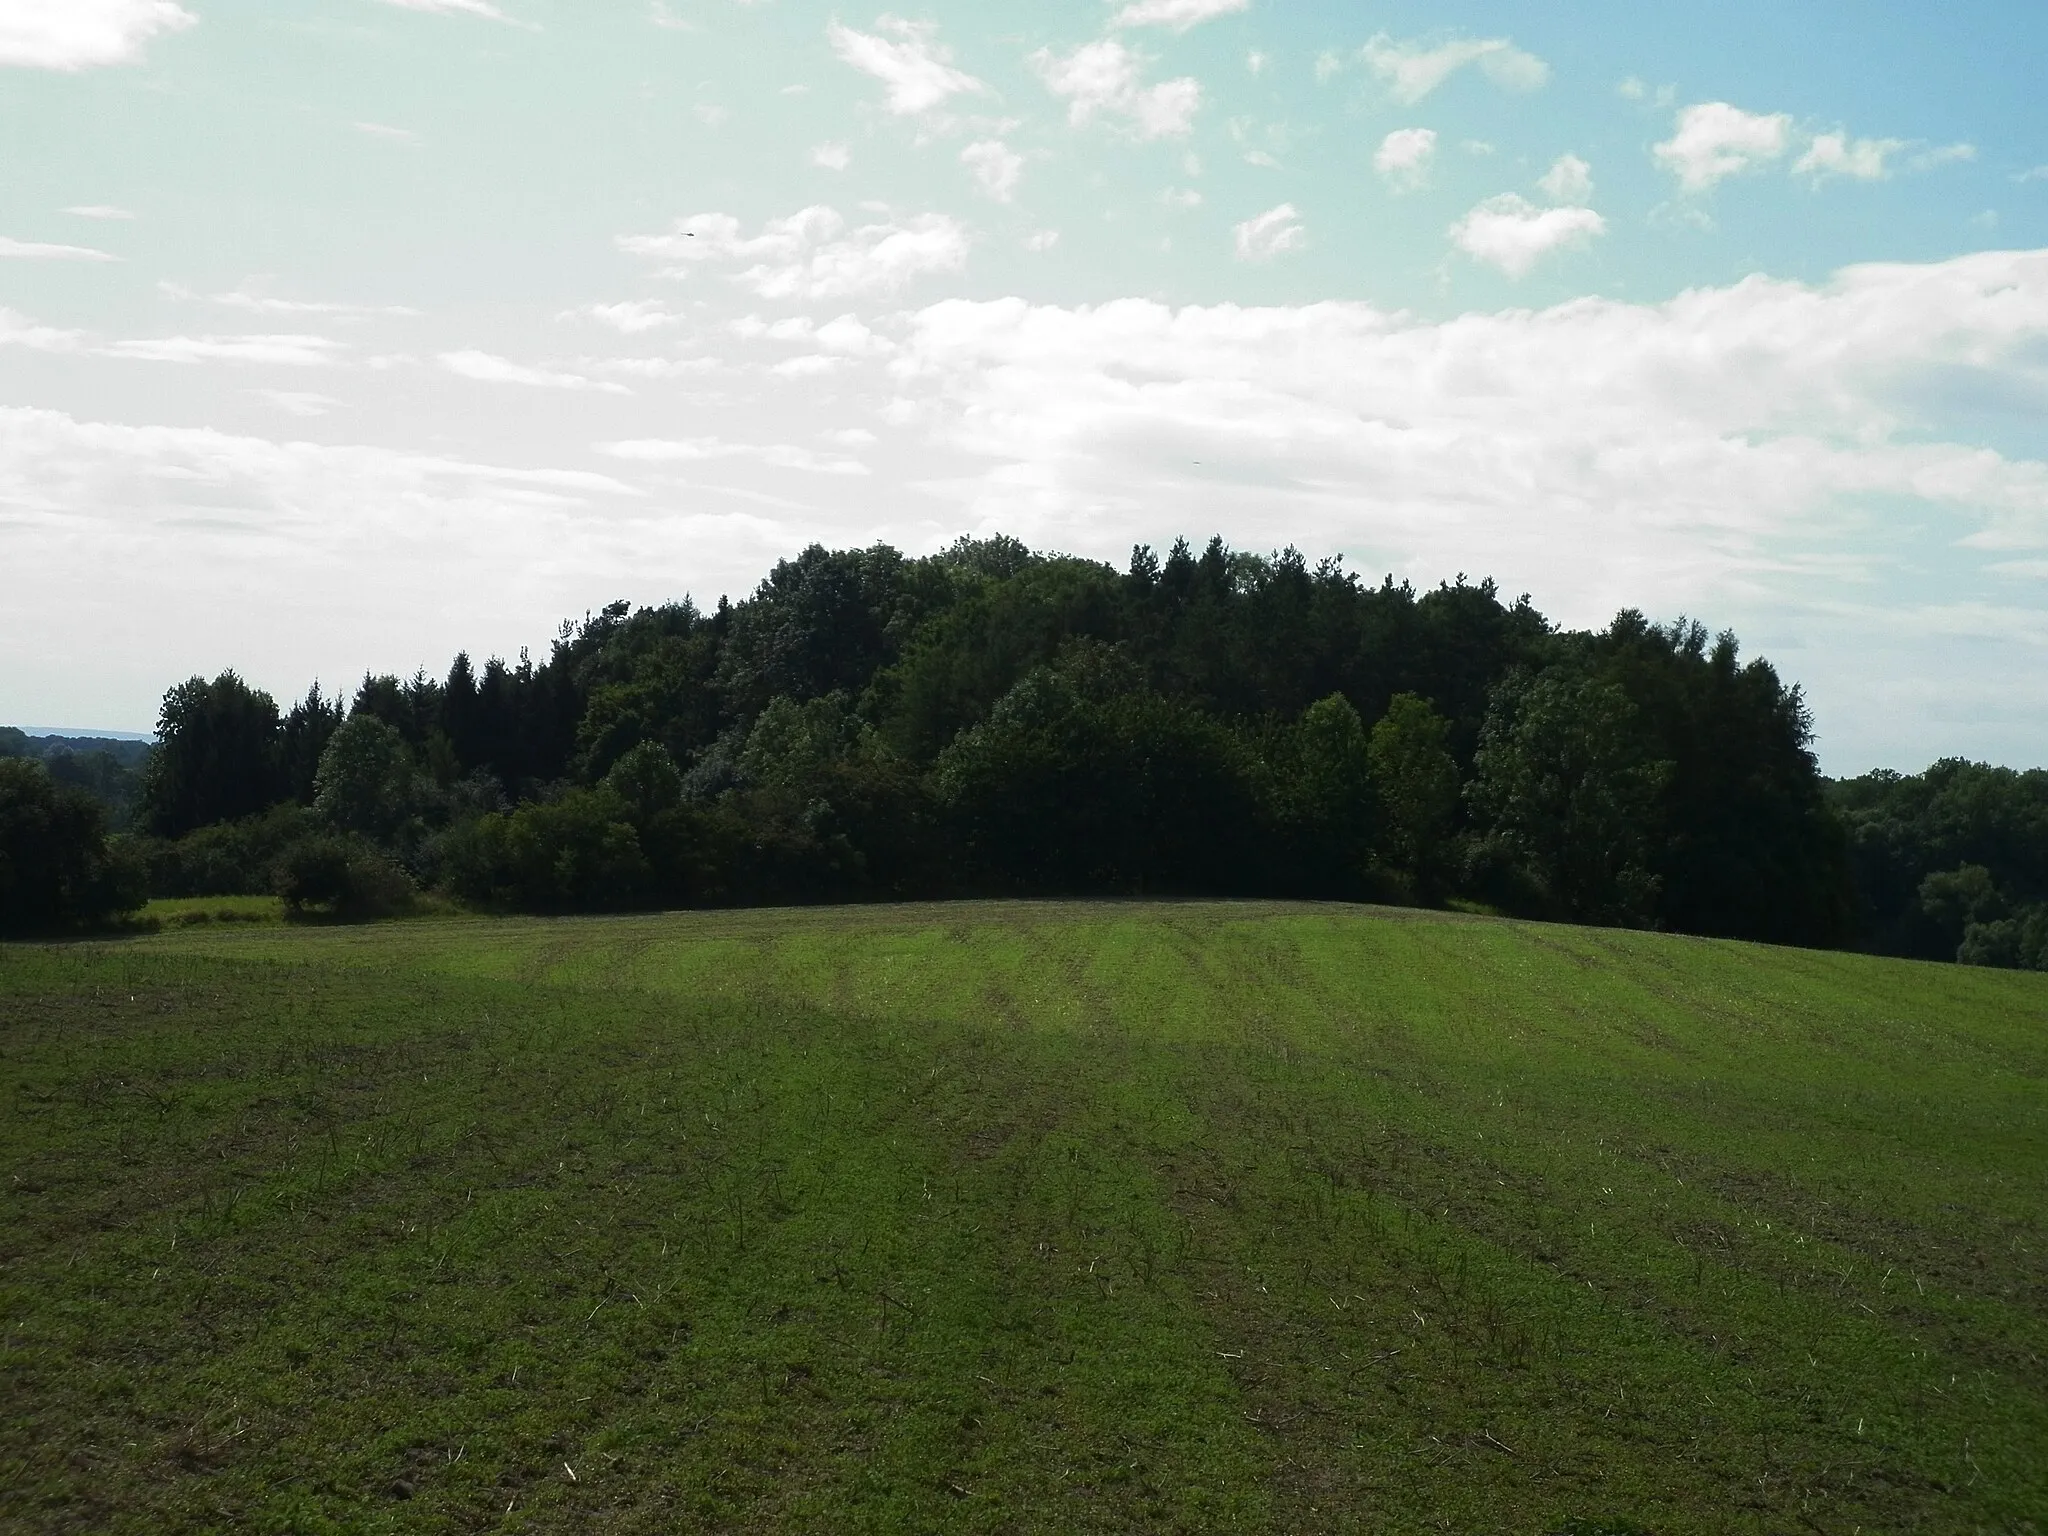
[{"xmin": 2, "ymin": 902, "xmax": 2044, "ymax": 1535}]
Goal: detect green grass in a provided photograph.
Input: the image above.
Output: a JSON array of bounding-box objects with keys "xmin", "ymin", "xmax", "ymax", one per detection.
[
  {"xmin": 140, "ymin": 895, "xmax": 287, "ymax": 929},
  {"xmin": 2, "ymin": 901, "xmax": 2044, "ymax": 1535}
]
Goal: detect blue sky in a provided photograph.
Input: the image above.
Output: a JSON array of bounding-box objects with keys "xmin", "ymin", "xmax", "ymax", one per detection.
[{"xmin": 4, "ymin": 0, "xmax": 2048, "ymax": 770}]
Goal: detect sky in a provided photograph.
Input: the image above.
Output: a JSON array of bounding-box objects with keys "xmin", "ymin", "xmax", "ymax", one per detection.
[{"xmin": 3, "ymin": 0, "xmax": 2048, "ymax": 772}]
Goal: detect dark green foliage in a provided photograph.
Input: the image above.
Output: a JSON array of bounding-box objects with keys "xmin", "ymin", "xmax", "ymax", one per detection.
[
  {"xmin": 38, "ymin": 747, "xmax": 145, "ymax": 829},
  {"xmin": 140, "ymin": 671, "xmax": 283, "ymax": 836},
  {"xmin": 1468, "ymin": 671, "xmax": 1671, "ymax": 926},
  {"xmin": 110, "ymin": 533, "xmax": 1910, "ymax": 954},
  {"xmin": 716, "ymin": 543, "xmax": 925, "ymax": 719},
  {"xmin": 440, "ymin": 788, "xmax": 655, "ymax": 912},
  {"xmin": 1829, "ymin": 759, "xmax": 2048, "ymax": 966},
  {"xmin": 0, "ymin": 758, "xmax": 146, "ymax": 933},
  {"xmin": 1369, "ymin": 693, "xmax": 1459, "ymax": 892},
  {"xmin": 138, "ymin": 804, "xmax": 326, "ymax": 898},
  {"xmin": 313, "ymin": 714, "xmax": 418, "ymax": 840},
  {"xmin": 279, "ymin": 683, "xmax": 344, "ymax": 805},
  {"xmin": 1580, "ymin": 615, "xmax": 1853, "ymax": 947},
  {"xmin": 935, "ymin": 644, "xmax": 1262, "ymax": 894},
  {"xmin": 272, "ymin": 833, "xmax": 416, "ymax": 921}
]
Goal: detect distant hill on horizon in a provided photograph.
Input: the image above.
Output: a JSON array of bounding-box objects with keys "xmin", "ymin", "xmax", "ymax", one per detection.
[{"xmin": 5, "ymin": 728, "xmax": 154, "ymax": 743}]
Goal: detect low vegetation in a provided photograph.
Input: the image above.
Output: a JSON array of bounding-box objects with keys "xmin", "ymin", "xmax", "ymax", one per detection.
[{"xmin": 3, "ymin": 902, "xmax": 2043, "ymax": 1533}]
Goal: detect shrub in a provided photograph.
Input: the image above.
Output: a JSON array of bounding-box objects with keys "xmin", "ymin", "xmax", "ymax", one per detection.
[
  {"xmin": 274, "ymin": 835, "xmax": 416, "ymax": 922},
  {"xmin": 0, "ymin": 759, "xmax": 148, "ymax": 934},
  {"xmin": 139, "ymin": 804, "xmax": 323, "ymax": 898},
  {"xmin": 440, "ymin": 788, "xmax": 651, "ymax": 912}
]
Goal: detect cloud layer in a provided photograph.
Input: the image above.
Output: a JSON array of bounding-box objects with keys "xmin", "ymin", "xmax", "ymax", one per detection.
[
  {"xmin": 620, "ymin": 206, "xmax": 971, "ymax": 299},
  {"xmin": 0, "ymin": 0, "xmax": 195, "ymax": 71}
]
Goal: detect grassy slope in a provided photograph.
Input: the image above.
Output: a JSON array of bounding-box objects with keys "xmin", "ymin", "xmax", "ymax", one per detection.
[{"xmin": 1, "ymin": 902, "xmax": 2043, "ymax": 1535}]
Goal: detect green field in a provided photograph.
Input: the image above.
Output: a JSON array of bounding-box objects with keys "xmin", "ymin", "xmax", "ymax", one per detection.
[{"xmin": 3, "ymin": 903, "xmax": 2044, "ymax": 1535}]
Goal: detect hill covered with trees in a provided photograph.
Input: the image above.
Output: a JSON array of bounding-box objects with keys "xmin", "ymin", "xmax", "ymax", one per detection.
[{"xmin": 6, "ymin": 533, "xmax": 2044, "ymax": 965}]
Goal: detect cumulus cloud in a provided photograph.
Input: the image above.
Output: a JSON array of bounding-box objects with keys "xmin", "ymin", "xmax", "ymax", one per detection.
[
  {"xmin": 108, "ymin": 334, "xmax": 350, "ymax": 366},
  {"xmin": 619, "ymin": 206, "xmax": 970, "ymax": 300},
  {"xmin": 1537, "ymin": 153, "xmax": 1593, "ymax": 204},
  {"xmin": 202, "ymin": 287, "xmax": 419, "ymax": 319},
  {"xmin": 0, "ymin": 0, "xmax": 195, "ymax": 70},
  {"xmin": 1360, "ymin": 34, "xmax": 1548, "ymax": 104},
  {"xmin": 827, "ymin": 16, "xmax": 983, "ymax": 116},
  {"xmin": 1449, "ymin": 195, "xmax": 1604, "ymax": 278},
  {"xmin": 1373, "ymin": 128, "xmax": 1437, "ymax": 192},
  {"xmin": 599, "ymin": 438, "xmax": 869, "ymax": 475},
  {"xmin": 0, "ymin": 405, "xmax": 662, "ymax": 729},
  {"xmin": 961, "ymin": 139, "xmax": 1024, "ymax": 202},
  {"xmin": 811, "ymin": 142, "xmax": 852, "ymax": 171},
  {"xmin": 1031, "ymin": 38, "xmax": 1201, "ymax": 140},
  {"xmin": 1108, "ymin": 0, "xmax": 1249, "ymax": 32},
  {"xmin": 0, "ymin": 236, "xmax": 118, "ymax": 261},
  {"xmin": 0, "ymin": 308, "xmax": 85, "ymax": 352},
  {"xmin": 1794, "ymin": 132, "xmax": 1905, "ymax": 182},
  {"xmin": 1024, "ymin": 230, "xmax": 1060, "ymax": 252},
  {"xmin": 1655, "ymin": 102, "xmax": 1792, "ymax": 192},
  {"xmin": 440, "ymin": 350, "xmax": 631, "ymax": 392},
  {"xmin": 1234, "ymin": 203, "xmax": 1304, "ymax": 262},
  {"xmin": 560, "ymin": 301, "xmax": 683, "ymax": 334}
]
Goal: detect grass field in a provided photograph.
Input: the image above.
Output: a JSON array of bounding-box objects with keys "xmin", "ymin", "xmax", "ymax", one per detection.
[{"xmin": 3, "ymin": 901, "xmax": 2044, "ymax": 1535}]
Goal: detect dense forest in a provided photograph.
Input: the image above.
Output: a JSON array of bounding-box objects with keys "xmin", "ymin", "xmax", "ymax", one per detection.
[{"xmin": 2, "ymin": 534, "xmax": 2044, "ymax": 968}]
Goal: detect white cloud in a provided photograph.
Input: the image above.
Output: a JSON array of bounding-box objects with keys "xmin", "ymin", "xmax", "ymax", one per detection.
[
  {"xmin": 1234, "ymin": 203, "xmax": 1304, "ymax": 262},
  {"xmin": 64, "ymin": 205, "xmax": 136, "ymax": 220},
  {"xmin": 0, "ymin": 236, "xmax": 117, "ymax": 262},
  {"xmin": 108, "ymin": 334, "xmax": 349, "ymax": 366},
  {"xmin": 206, "ymin": 288, "xmax": 419, "ymax": 319},
  {"xmin": 1031, "ymin": 38, "xmax": 1201, "ymax": 140},
  {"xmin": 827, "ymin": 16, "xmax": 983, "ymax": 116},
  {"xmin": 0, "ymin": 0, "xmax": 195, "ymax": 70},
  {"xmin": 1245, "ymin": 49, "xmax": 1267, "ymax": 75},
  {"xmin": 1313, "ymin": 49, "xmax": 1342, "ymax": 83},
  {"xmin": 0, "ymin": 405, "xmax": 665, "ymax": 730},
  {"xmin": 254, "ymin": 390, "xmax": 340, "ymax": 418},
  {"xmin": 1162, "ymin": 187, "xmax": 1202, "ymax": 209},
  {"xmin": 599, "ymin": 438, "xmax": 869, "ymax": 475},
  {"xmin": 1655, "ymin": 102, "xmax": 1792, "ymax": 192},
  {"xmin": 1373, "ymin": 128, "xmax": 1437, "ymax": 192},
  {"xmin": 1024, "ymin": 230, "xmax": 1060, "ymax": 252},
  {"xmin": 1449, "ymin": 194, "xmax": 1604, "ymax": 278},
  {"xmin": 694, "ymin": 103, "xmax": 729, "ymax": 128},
  {"xmin": 1911, "ymin": 143, "xmax": 1976, "ymax": 172},
  {"xmin": 1108, "ymin": 0, "xmax": 1249, "ymax": 32},
  {"xmin": 561, "ymin": 300, "xmax": 682, "ymax": 334},
  {"xmin": 1537, "ymin": 153, "xmax": 1594, "ymax": 203},
  {"xmin": 961, "ymin": 139, "xmax": 1024, "ymax": 203},
  {"xmin": 0, "ymin": 308, "xmax": 85, "ymax": 352},
  {"xmin": 811, "ymin": 141, "xmax": 852, "ymax": 171},
  {"xmin": 375, "ymin": 0, "xmax": 533, "ymax": 26},
  {"xmin": 1795, "ymin": 132, "xmax": 1905, "ymax": 183},
  {"xmin": 1359, "ymin": 34, "xmax": 1548, "ymax": 104},
  {"xmin": 619, "ymin": 206, "xmax": 970, "ymax": 300},
  {"xmin": 353, "ymin": 122, "xmax": 420, "ymax": 143},
  {"xmin": 440, "ymin": 350, "xmax": 631, "ymax": 392}
]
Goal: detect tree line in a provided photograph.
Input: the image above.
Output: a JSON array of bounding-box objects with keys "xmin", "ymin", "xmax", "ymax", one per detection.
[{"xmin": 1, "ymin": 534, "xmax": 2040, "ymax": 969}]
